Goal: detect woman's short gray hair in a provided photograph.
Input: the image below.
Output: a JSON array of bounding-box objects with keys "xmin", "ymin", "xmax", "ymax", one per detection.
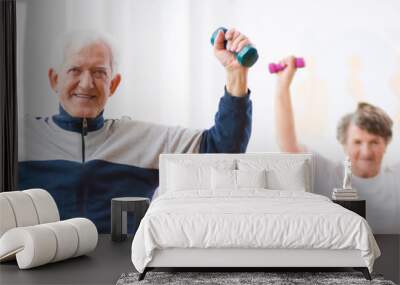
[
  {"xmin": 336, "ymin": 102, "xmax": 393, "ymax": 144},
  {"xmin": 51, "ymin": 30, "xmax": 119, "ymax": 75}
]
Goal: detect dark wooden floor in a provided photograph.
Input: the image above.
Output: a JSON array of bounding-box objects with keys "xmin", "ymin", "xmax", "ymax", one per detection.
[{"xmin": 0, "ymin": 235, "xmax": 398, "ymax": 284}]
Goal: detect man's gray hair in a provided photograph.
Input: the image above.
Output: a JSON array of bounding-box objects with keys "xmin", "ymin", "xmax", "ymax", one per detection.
[
  {"xmin": 336, "ymin": 102, "xmax": 393, "ymax": 144},
  {"xmin": 51, "ymin": 30, "xmax": 119, "ymax": 75}
]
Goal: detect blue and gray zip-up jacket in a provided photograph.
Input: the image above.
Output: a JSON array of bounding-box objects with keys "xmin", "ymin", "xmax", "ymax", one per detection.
[{"xmin": 18, "ymin": 89, "xmax": 252, "ymax": 233}]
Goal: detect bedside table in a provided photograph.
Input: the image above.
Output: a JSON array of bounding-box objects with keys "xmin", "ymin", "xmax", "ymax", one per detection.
[
  {"xmin": 332, "ymin": 199, "xmax": 366, "ymax": 218},
  {"xmin": 111, "ymin": 197, "xmax": 150, "ymax": 242}
]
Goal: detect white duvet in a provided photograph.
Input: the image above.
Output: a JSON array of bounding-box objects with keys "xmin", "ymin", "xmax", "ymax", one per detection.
[{"xmin": 131, "ymin": 190, "xmax": 380, "ymax": 273}]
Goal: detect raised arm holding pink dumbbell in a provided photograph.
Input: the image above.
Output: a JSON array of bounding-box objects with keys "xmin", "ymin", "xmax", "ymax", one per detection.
[{"xmin": 269, "ymin": 57, "xmax": 305, "ymax": 73}]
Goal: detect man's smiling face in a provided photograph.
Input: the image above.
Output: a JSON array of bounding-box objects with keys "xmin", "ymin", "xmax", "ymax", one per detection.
[{"xmin": 49, "ymin": 41, "xmax": 119, "ymax": 118}]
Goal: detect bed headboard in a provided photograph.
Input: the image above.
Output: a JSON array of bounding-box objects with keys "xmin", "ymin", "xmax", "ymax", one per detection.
[{"xmin": 159, "ymin": 153, "xmax": 314, "ymax": 194}]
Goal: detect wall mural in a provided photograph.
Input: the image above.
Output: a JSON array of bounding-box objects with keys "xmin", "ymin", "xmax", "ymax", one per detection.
[{"xmin": 16, "ymin": 0, "xmax": 400, "ymax": 235}]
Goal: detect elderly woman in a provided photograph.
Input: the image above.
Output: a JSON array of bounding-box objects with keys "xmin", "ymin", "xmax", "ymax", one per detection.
[{"xmin": 273, "ymin": 56, "xmax": 399, "ymax": 234}]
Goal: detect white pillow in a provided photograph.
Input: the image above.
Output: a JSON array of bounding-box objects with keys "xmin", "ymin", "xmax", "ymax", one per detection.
[
  {"xmin": 237, "ymin": 159, "xmax": 309, "ymax": 191},
  {"xmin": 167, "ymin": 162, "xmax": 210, "ymax": 191},
  {"xmin": 211, "ymin": 169, "xmax": 268, "ymax": 190},
  {"xmin": 166, "ymin": 160, "xmax": 235, "ymax": 192},
  {"xmin": 211, "ymin": 168, "xmax": 236, "ymax": 190},
  {"xmin": 236, "ymin": 169, "xmax": 268, "ymax": 189},
  {"xmin": 267, "ymin": 166, "xmax": 306, "ymax": 191}
]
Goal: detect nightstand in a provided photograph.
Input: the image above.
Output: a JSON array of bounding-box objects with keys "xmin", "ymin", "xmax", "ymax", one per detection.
[
  {"xmin": 332, "ymin": 199, "xmax": 366, "ymax": 218},
  {"xmin": 111, "ymin": 197, "xmax": 150, "ymax": 242}
]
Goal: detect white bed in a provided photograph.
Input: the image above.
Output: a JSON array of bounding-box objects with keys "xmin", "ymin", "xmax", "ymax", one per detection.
[{"xmin": 131, "ymin": 153, "xmax": 380, "ymax": 280}]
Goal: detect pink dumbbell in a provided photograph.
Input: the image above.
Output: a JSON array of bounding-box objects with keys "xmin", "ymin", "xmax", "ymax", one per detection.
[{"xmin": 269, "ymin": 57, "xmax": 305, "ymax": 73}]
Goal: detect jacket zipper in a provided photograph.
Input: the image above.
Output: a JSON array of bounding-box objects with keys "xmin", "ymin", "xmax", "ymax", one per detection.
[
  {"xmin": 81, "ymin": 118, "xmax": 87, "ymax": 163},
  {"xmin": 80, "ymin": 118, "xmax": 88, "ymax": 216}
]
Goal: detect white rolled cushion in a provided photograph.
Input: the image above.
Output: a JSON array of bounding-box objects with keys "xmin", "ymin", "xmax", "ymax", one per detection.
[
  {"xmin": 211, "ymin": 168, "xmax": 236, "ymax": 190},
  {"xmin": 0, "ymin": 218, "xmax": 98, "ymax": 269},
  {"xmin": 0, "ymin": 226, "xmax": 57, "ymax": 269},
  {"xmin": 0, "ymin": 196, "xmax": 17, "ymax": 237},
  {"xmin": 0, "ymin": 191, "xmax": 39, "ymax": 227},
  {"xmin": 65, "ymin": 218, "xmax": 98, "ymax": 257},
  {"xmin": 23, "ymin": 189, "xmax": 60, "ymax": 224},
  {"xmin": 42, "ymin": 221, "xmax": 79, "ymax": 262},
  {"xmin": 236, "ymin": 169, "xmax": 267, "ymax": 189}
]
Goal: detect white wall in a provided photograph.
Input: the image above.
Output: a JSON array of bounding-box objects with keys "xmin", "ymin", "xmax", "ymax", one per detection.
[{"xmin": 17, "ymin": 0, "xmax": 400, "ymax": 166}]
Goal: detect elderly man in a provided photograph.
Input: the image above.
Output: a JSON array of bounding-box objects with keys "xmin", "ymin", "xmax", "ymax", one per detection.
[
  {"xmin": 273, "ymin": 56, "xmax": 399, "ymax": 234},
  {"xmin": 18, "ymin": 29, "xmax": 253, "ymax": 233}
]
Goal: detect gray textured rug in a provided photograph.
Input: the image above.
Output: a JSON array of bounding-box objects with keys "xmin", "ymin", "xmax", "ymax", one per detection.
[{"xmin": 116, "ymin": 272, "xmax": 396, "ymax": 285}]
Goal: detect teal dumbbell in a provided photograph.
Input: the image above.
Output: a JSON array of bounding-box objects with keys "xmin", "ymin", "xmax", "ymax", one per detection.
[{"xmin": 210, "ymin": 27, "xmax": 258, "ymax": 67}]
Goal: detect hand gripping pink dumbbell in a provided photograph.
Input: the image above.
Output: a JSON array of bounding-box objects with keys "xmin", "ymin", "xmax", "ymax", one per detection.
[{"xmin": 268, "ymin": 57, "xmax": 305, "ymax": 73}]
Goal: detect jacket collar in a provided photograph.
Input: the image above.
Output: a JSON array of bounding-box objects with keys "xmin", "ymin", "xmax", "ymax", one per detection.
[{"xmin": 52, "ymin": 105, "xmax": 104, "ymax": 134}]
